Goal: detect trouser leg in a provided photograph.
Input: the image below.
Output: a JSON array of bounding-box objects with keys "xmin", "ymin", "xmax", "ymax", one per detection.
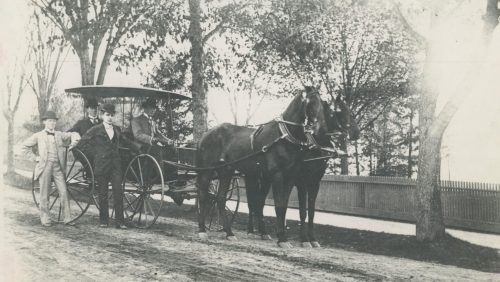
[
  {"xmin": 38, "ymin": 162, "xmax": 54, "ymax": 224},
  {"xmin": 111, "ymin": 167, "xmax": 124, "ymax": 223},
  {"xmin": 52, "ymin": 162, "xmax": 72, "ymax": 223},
  {"xmin": 97, "ymin": 174, "xmax": 110, "ymax": 224}
]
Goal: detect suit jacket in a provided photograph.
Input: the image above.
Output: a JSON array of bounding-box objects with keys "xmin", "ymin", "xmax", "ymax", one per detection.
[
  {"xmin": 69, "ymin": 117, "xmax": 102, "ymax": 136},
  {"xmin": 131, "ymin": 114, "xmax": 170, "ymax": 145},
  {"xmin": 21, "ymin": 131, "xmax": 81, "ymax": 180},
  {"xmin": 77, "ymin": 123, "xmax": 140, "ymax": 176}
]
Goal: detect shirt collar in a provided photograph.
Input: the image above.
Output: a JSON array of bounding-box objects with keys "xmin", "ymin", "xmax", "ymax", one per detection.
[
  {"xmin": 103, "ymin": 123, "xmax": 113, "ymax": 129},
  {"xmin": 88, "ymin": 115, "xmax": 97, "ymax": 120},
  {"xmin": 45, "ymin": 129, "xmax": 55, "ymax": 134}
]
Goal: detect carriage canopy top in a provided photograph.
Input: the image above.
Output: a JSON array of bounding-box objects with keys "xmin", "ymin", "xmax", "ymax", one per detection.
[{"xmin": 65, "ymin": 85, "xmax": 191, "ymax": 100}]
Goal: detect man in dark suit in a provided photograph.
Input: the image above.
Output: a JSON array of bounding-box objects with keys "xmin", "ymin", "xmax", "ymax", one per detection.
[
  {"xmin": 131, "ymin": 98, "xmax": 183, "ymax": 204},
  {"xmin": 78, "ymin": 103, "xmax": 140, "ymax": 229},
  {"xmin": 131, "ymin": 98, "xmax": 177, "ymax": 172},
  {"xmin": 69, "ymin": 98, "xmax": 101, "ymax": 136}
]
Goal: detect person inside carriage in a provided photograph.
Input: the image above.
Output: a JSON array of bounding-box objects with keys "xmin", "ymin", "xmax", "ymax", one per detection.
[
  {"xmin": 68, "ymin": 98, "xmax": 101, "ymax": 136},
  {"xmin": 68, "ymin": 98, "xmax": 101, "ymax": 179},
  {"xmin": 131, "ymin": 98, "xmax": 185, "ymax": 204}
]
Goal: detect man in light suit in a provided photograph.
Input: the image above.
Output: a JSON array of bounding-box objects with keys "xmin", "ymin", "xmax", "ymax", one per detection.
[{"xmin": 21, "ymin": 111, "xmax": 81, "ymax": 226}]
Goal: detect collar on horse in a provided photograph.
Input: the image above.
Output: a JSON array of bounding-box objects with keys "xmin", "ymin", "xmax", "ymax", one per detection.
[
  {"xmin": 249, "ymin": 115, "xmax": 321, "ymax": 151},
  {"xmin": 275, "ymin": 115, "xmax": 320, "ymax": 148}
]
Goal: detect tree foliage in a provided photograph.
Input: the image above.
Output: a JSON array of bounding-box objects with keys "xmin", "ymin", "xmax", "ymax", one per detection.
[
  {"xmin": 32, "ymin": 0, "xmax": 183, "ymax": 85},
  {"xmin": 26, "ymin": 12, "xmax": 68, "ymax": 119},
  {"xmin": 227, "ymin": 0, "xmax": 420, "ymax": 174}
]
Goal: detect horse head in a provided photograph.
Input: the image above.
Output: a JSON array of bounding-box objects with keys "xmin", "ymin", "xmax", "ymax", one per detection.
[{"xmin": 302, "ymin": 86, "xmax": 327, "ymax": 136}]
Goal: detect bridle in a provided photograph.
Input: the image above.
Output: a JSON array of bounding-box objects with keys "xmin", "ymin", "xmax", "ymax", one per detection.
[{"xmin": 274, "ymin": 91, "xmax": 324, "ymax": 149}]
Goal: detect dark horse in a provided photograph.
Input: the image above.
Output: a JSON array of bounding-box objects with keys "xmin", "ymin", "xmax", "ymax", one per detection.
[
  {"xmin": 246, "ymin": 97, "xmax": 360, "ymax": 247},
  {"xmin": 196, "ymin": 87, "xmax": 327, "ymax": 245}
]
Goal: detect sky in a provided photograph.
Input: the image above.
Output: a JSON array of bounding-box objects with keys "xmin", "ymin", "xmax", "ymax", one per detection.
[{"xmin": 1, "ymin": 0, "xmax": 499, "ymax": 182}]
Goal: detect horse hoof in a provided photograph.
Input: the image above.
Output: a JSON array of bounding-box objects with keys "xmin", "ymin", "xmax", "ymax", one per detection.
[
  {"xmin": 198, "ymin": 232, "xmax": 208, "ymax": 240},
  {"xmin": 311, "ymin": 241, "xmax": 321, "ymax": 248},
  {"xmin": 227, "ymin": 235, "xmax": 237, "ymax": 241},
  {"xmin": 278, "ymin": 242, "xmax": 293, "ymax": 249},
  {"xmin": 261, "ymin": 234, "xmax": 272, "ymax": 240},
  {"xmin": 301, "ymin": 242, "xmax": 313, "ymax": 248}
]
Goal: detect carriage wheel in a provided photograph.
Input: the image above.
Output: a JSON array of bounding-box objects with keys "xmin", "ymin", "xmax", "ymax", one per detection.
[
  {"xmin": 122, "ymin": 154, "xmax": 164, "ymax": 229},
  {"xmin": 199, "ymin": 177, "xmax": 241, "ymax": 231},
  {"xmin": 32, "ymin": 148, "xmax": 95, "ymax": 223}
]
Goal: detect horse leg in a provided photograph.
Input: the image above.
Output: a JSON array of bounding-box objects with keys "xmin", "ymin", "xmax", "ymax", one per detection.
[
  {"xmin": 216, "ymin": 173, "xmax": 236, "ymax": 240},
  {"xmin": 272, "ymin": 172, "xmax": 293, "ymax": 248},
  {"xmin": 244, "ymin": 175, "xmax": 257, "ymax": 235},
  {"xmin": 296, "ymin": 182, "xmax": 311, "ymax": 248},
  {"xmin": 256, "ymin": 177, "xmax": 271, "ymax": 240},
  {"xmin": 308, "ymin": 180, "xmax": 321, "ymax": 248},
  {"xmin": 197, "ymin": 171, "xmax": 212, "ymax": 240}
]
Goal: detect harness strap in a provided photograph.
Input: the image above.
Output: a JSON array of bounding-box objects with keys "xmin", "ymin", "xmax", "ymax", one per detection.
[
  {"xmin": 302, "ymin": 147, "xmax": 347, "ymax": 162},
  {"xmin": 278, "ymin": 122, "xmax": 308, "ymax": 147},
  {"xmin": 274, "ymin": 116, "xmax": 305, "ymax": 127},
  {"xmin": 250, "ymin": 125, "xmax": 263, "ymax": 151}
]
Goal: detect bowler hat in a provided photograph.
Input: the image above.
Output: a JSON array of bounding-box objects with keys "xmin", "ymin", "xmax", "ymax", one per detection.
[
  {"xmin": 141, "ymin": 98, "xmax": 157, "ymax": 109},
  {"xmin": 100, "ymin": 103, "xmax": 116, "ymax": 115},
  {"xmin": 41, "ymin": 111, "xmax": 58, "ymax": 121},
  {"xmin": 85, "ymin": 98, "xmax": 99, "ymax": 109}
]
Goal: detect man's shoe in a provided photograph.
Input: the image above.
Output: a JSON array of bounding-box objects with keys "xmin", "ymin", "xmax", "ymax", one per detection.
[
  {"xmin": 99, "ymin": 223, "xmax": 108, "ymax": 228},
  {"xmin": 41, "ymin": 222, "xmax": 52, "ymax": 227}
]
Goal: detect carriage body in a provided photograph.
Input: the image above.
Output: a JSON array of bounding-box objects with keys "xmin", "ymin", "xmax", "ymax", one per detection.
[{"xmin": 32, "ymin": 86, "xmax": 240, "ymax": 229}]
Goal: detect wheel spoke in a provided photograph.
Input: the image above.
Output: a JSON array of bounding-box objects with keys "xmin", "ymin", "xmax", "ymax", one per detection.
[
  {"xmin": 49, "ymin": 188, "xmax": 58, "ymax": 197},
  {"xmin": 66, "ymin": 168, "xmax": 85, "ymax": 183},
  {"xmin": 49, "ymin": 194, "xmax": 60, "ymax": 210},
  {"xmin": 129, "ymin": 166, "xmax": 141, "ymax": 185},
  {"xmin": 131, "ymin": 194, "xmax": 144, "ymax": 220},
  {"xmin": 137, "ymin": 202, "xmax": 143, "ymax": 224},
  {"xmin": 124, "ymin": 194, "xmax": 141, "ymax": 212},
  {"xmin": 67, "ymin": 188, "xmax": 85, "ymax": 212},
  {"xmin": 66, "ymin": 160, "xmax": 77, "ymax": 180},
  {"xmin": 137, "ymin": 158, "xmax": 144, "ymax": 186},
  {"xmin": 57, "ymin": 203, "xmax": 62, "ymax": 221}
]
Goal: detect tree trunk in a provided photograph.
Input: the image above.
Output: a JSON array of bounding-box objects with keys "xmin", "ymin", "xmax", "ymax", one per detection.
[
  {"xmin": 354, "ymin": 139, "xmax": 360, "ymax": 175},
  {"xmin": 407, "ymin": 108, "xmax": 414, "ymax": 178},
  {"xmin": 415, "ymin": 134, "xmax": 445, "ymax": 240},
  {"xmin": 78, "ymin": 50, "xmax": 94, "ymax": 85},
  {"xmin": 96, "ymin": 48, "xmax": 112, "ymax": 85},
  {"xmin": 189, "ymin": 0, "xmax": 207, "ymax": 141},
  {"xmin": 415, "ymin": 40, "xmax": 445, "ymax": 241},
  {"xmin": 6, "ymin": 117, "xmax": 15, "ymax": 174},
  {"xmin": 37, "ymin": 97, "xmax": 49, "ymax": 121},
  {"xmin": 339, "ymin": 136, "xmax": 348, "ymax": 175},
  {"xmin": 483, "ymin": 0, "xmax": 500, "ymax": 42}
]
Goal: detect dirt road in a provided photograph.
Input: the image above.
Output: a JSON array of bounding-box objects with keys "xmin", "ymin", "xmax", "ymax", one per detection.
[{"xmin": 0, "ymin": 185, "xmax": 498, "ymax": 281}]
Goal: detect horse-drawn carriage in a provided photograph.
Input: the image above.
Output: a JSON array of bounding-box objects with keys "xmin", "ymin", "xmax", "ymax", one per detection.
[
  {"xmin": 32, "ymin": 85, "xmax": 359, "ymax": 248},
  {"xmin": 32, "ymin": 86, "xmax": 241, "ymax": 230}
]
